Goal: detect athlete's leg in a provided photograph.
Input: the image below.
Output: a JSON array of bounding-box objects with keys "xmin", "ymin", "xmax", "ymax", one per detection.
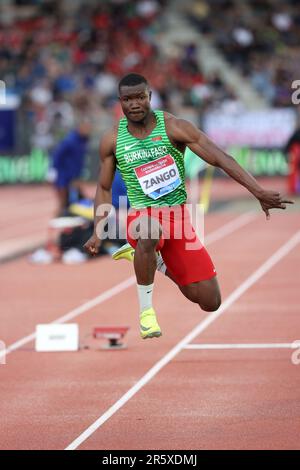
[
  {"xmin": 159, "ymin": 220, "xmax": 221, "ymax": 311},
  {"xmin": 129, "ymin": 215, "xmax": 163, "ymax": 339},
  {"xmin": 133, "ymin": 215, "xmax": 162, "ymax": 285},
  {"xmin": 171, "ymin": 274, "xmax": 221, "ymax": 312},
  {"xmin": 112, "ymin": 240, "xmax": 221, "ymax": 311},
  {"xmin": 113, "ymin": 241, "xmax": 221, "ymax": 311},
  {"xmin": 118, "ymin": 209, "xmax": 221, "ymax": 313}
]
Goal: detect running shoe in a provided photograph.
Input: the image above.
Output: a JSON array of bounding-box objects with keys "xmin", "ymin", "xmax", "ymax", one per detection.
[
  {"xmin": 112, "ymin": 242, "xmax": 135, "ymax": 262},
  {"xmin": 140, "ymin": 307, "xmax": 162, "ymax": 339}
]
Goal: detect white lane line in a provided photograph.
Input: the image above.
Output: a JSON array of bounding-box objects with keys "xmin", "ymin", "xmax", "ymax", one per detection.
[
  {"xmin": 65, "ymin": 229, "xmax": 300, "ymax": 450},
  {"xmin": 0, "ymin": 277, "xmax": 136, "ymax": 360},
  {"xmin": 205, "ymin": 212, "xmax": 256, "ymax": 245},
  {"xmin": 184, "ymin": 343, "xmax": 299, "ymax": 350},
  {"xmin": 0, "ymin": 212, "xmax": 257, "ymax": 361}
]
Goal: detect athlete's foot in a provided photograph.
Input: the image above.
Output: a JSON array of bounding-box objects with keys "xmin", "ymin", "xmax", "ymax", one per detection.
[
  {"xmin": 140, "ymin": 307, "xmax": 162, "ymax": 339},
  {"xmin": 112, "ymin": 243, "xmax": 135, "ymax": 262}
]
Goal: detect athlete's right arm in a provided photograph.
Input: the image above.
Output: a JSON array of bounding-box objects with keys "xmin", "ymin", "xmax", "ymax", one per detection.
[{"xmin": 84, "ymin": 129, "xmax": 117, "ymax": 255}]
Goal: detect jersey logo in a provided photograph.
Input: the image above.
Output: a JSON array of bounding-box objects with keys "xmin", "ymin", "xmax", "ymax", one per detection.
[
  {"xmin": 125, "ymin": 142, "xmax": 139, "ymax": 151},
  {"xmin": 152, "ymin": 136, "xmax": 162, "ymax": 142}
]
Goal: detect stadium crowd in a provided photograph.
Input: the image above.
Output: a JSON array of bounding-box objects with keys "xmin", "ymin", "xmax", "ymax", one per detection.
[
  {"xmin": 0, "ymin": 0, "xmax": 231, "ymax": 153},
  {"xmin": 2, "ymin": 0, "xmax": 297, "ymax": 153},
  {"xmin": 187, "ymin": 0, "xmax": 300, "ymax": 107}
]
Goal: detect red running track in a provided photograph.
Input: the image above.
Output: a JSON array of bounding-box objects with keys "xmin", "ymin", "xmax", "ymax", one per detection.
[
  {"xmin": 0, "ymin": 205, "xmax": 299, "ymax": 450},
  {"xmin": 0, "ymin": 177, "xmax": 287, "ymax": 261}
]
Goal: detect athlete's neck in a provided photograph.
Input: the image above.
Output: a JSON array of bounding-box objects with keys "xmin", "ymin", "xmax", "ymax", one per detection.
[{"xmin": 127, "ymin": 111, "xmax": 156, "ymax": 138}]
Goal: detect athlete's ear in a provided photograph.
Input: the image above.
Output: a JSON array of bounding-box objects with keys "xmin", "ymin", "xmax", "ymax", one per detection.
[{"xmin": 149, "ymin": 90, "xmax": 152, "ymax": 101}]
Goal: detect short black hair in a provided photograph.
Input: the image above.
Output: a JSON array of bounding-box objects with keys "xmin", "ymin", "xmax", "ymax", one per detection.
[{"xmin": 118, "ymin": 73, "xmax": 148, "ymax": 92}]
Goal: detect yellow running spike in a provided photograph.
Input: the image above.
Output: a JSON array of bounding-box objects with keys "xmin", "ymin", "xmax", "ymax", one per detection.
[
  {"xmin": 140, "ymin": 307, "xmax": 162, "ymax": 339},
  {"xmin": 112, "ymin": 243, "xmax": 135, "ymax": 262}
]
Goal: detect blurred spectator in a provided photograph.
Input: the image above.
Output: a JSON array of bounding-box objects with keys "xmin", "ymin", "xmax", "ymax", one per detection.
[{"xmin": 49, "ymin": 119, "xmax": 92, "ymax": 216}]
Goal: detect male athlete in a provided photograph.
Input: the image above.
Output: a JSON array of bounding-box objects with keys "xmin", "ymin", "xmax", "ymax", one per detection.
[{"xmin": 84, "ymin": 73, "xmax": 293, "ymax": 339}]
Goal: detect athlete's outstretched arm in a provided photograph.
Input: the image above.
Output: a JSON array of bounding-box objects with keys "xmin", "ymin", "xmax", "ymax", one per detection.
[
  {"xmin": 84, "ymin": 129, "xmax": 116, "ymax": 255},
  {"xmin": 169, "ymin": 118, "xmax": 293, "ymax": 219}
]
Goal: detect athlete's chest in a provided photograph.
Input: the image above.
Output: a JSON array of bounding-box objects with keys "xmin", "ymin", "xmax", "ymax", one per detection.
[{"xmin": 117, "ymin": 133, "xmax": 171, "ymax": 163}]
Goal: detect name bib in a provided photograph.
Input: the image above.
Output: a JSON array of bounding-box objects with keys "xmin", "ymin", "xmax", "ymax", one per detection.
[{"xmin": 134, "ymin": 155, "xmax": 181, "ymax": 200}]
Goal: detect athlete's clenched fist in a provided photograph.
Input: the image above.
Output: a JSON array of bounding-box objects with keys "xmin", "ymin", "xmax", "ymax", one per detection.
[{"xmin": 83, "ymin": 233, "xmax": 102, "ymax": 255}]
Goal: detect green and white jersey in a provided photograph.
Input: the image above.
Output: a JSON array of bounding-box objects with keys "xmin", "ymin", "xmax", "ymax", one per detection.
[{"xmin": 115, "ymin": 110, "xmax": 187, "ymax": 209}]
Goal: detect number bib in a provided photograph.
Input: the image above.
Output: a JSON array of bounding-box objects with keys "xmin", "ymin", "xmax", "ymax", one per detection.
[{"xmin": 134, "ymin": 155, "xmax": 182, "ymax": 200}]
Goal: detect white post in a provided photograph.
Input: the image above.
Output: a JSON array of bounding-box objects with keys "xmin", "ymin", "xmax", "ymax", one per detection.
[
  {"xmin": 0, "ymin": 341, "xmax": 6, "ymax": 365},
  {"xmin": 0, "ymin": 80, "xmax": 6, "ymax": 106}
]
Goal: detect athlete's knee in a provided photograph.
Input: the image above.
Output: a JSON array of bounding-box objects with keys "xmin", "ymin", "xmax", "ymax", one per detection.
[
  {"xmin": 186, "ymin": 288, "xmax": 221, "ymax": 311},
  {"xmin": 185, "ymin": 291, "xmax": 202, "ymax": 304},
  {"xmin": 199, "ymin": 294, "xmax": 221, "ymax": 312},
  {"xmin": 137, "ymin": 216, "xmax": 162, "ymax": 243},
  {"xmin": 137, "ymin": 237, "xmax": 159, "ymax": 253}
]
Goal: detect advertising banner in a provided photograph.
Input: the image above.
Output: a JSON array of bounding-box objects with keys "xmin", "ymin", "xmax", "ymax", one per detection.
[
  {"xmin": 203, "ymin": 108, "xmax": 297, "ymax": 148},
  {"xmin": 0, "ymin": 149, "xmax": 49, "ymax": 184}
]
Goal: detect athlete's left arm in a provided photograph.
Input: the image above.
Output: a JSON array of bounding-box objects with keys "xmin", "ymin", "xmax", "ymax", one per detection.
[{"xmin": 170, "ymin": 117, "xmax": 294, "ymax": 219}]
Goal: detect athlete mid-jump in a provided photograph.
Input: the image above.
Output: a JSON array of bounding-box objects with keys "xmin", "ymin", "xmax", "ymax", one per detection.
[{"xmin": 84, "ymin": 73, "xmax": 293, "ymax": 339}]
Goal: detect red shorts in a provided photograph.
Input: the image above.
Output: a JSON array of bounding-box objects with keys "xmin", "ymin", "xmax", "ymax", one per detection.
[{"xmin": 127, "ymin": 205, "xmax": 216, "ymax": 286}]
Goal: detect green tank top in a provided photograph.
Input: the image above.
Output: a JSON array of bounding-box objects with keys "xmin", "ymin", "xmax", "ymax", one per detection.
[{"xmin": 115, "ymin": 110, "xmax": 187, "ymax": 209}]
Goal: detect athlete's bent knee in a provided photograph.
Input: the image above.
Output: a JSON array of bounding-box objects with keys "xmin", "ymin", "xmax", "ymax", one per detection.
[
  {"xmin": 137, "ymin": 237, "xmax": 159, "ymax": 253},
  {"xmin": 200, "ymin": 296, "xmax": 221, "ymax": 312}
]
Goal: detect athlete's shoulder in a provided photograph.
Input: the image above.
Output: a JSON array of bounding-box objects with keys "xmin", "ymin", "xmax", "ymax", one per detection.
[
  {"xmin": 163, "ymin": 111, "xmax": 189, "ymax": 129},
  {"xmin": 163, "ymin": 111, "xmax": 197, "ymax": 143},
  {"xmin": 99, "ymin": 125, "xmax": 118, "ymax": 157},
  {"xmin": 163, "ymin": 111, "xmax": 177, "ymax": 125},
  {"xmin": 162, "ymin": 111, "xmax": 178, "ymax": 134}
]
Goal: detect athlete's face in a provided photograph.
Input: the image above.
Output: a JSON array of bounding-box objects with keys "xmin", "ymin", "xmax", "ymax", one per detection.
[{"xmin": 119, "ymin": 83, "xmax": 152, "ymax": 123}]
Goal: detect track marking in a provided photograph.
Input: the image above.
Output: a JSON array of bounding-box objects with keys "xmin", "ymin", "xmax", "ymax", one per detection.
[
  {"xmin": 65, "ymin": 229, "xmax": 300, "ymax": 450},
  {"xmin": 204, "ymin": 212, "xmax": 256, "ymax": 245},
  {"xmin": 0, "ymin": 277, "xmax": 136, "ymax": 360},
  {"xmin": 0, "ymin": 212, "xmax": 256, "ymax": 361},
  {"xmin": 184, "ymin": 343, "xmax": 299, "ymax": 350}
]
